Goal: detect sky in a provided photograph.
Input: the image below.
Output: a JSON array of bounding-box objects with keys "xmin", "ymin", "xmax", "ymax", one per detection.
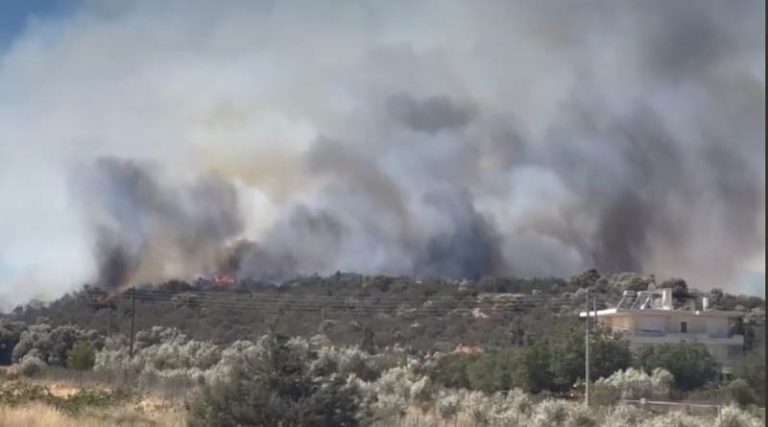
[
  {"xmin": 0, "ymin": 0, "xmax": 764, "ymax": 307},
  {"xmin": 0, "ymin": 0, "xmax": 79, "ymax": 50}
]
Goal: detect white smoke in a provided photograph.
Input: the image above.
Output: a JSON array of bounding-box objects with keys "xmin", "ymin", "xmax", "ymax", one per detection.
[{"xmin": 0, "ymin": 0, "xmax": 763, "ymax": 306}]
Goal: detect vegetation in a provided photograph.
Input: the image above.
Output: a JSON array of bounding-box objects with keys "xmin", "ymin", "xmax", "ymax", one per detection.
[
  {"xmin": 636, "ymin": 342, "xmax": 720, "ymax": 391},
  {"xmin": 593, "ymin": 367, "xmax": 673, "ymax": 404},
  {"xmin": 12, "ymin": 324, "xmax": 102, "ymax": 367},
  {"xmin": 67, "ymin": 342, "xmax": 95, "ymax": 371},
  {"xmin": 426, "ymin": 327, "xmax": 631, "ymax": 394},
  {"xmin": 0, "ymin": 271, "xmax": 762, "ymax": 425},
  {"xmin": 731, "ymin": 348, "xmax": 766, "ymax": 405},
  {"xmin": 0, "ymin": 381, "xmax": 125, "ymax": 415},
  {"xmin": 188, "ymin": 332, "xmax": 362, "ymax": 426}
]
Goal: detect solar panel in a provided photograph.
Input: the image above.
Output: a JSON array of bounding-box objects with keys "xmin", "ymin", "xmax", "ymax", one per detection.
[
  {"xmin": 630, "ymin": 291, "xmax": 651, "ymax": 310},
  {"xmin": 617, "ymin": 290, "xmax": 636, "ymax": 310}
]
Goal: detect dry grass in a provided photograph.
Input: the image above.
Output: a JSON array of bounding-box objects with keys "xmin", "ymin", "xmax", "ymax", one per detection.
[
  {"xmin": 0, "ymin": 402, "xmax": 186, "ymax": 427},
  {"xmin": 0, "ymin": 374, "xmax": 187, "ymax": 427}
]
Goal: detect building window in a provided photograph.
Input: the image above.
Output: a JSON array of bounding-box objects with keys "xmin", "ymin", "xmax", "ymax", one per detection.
[{"xmin": 680, "ymin": 321, "xmax": 687, "ymax": 333}]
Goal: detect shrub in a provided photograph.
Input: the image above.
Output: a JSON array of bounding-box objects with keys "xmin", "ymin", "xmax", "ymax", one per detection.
[
  {"xmin": 0, "ymin": 381, "xmax": 126, "ymax": 414},
  {"xmin": 636, "ymin": 342, "xmax": 720, "ymax": 390},
  {"xmin": 529, "ymin": 399, "xmax": 570, "ymax": 427},
  {"xmin": 463, "ymin": 391, "xmax": 496, "ymax": 425},
  {"xmin": 409, "ymin": 376, "xmax": 434, "ymax": 410},
  {"xmin": 515, "ymin": 340, "xmax": 554, "ymax": 392},
  {"xmin": 714, "ymin": 405, "xmax": 763, "ymax": 427},
  {"xmin": 569, "ymin": 404, "xmax": 597, "ymax": 427},
  {"xmin": 0, "ymin": 381, "xmax": 51, "ymax": 405},
  {"xmin": 67, "ymin": 341, "xmax": 95, "ymax": 370},
  {"xmin": 0, "ymin": 320, "xmax": 27, "ymax": 365},
  {"xmin": 311, "ymin": 346, "xmax": 379, "ymax": 381},
  {"xmin": 591, "ymin": 382, "xmax": 620, "ymax": 406},
  {"xmin": 725, "ymin": 379, "xmax": 758, "ymax": 407},
  {"xmin": 643, "ymin": 411, "xmax": 701, "ymax": 427},
  {"xmin": 603, "ymin": 404, "xmax": 645, "ymax": 427},
  {"xmin": 435, "ymin": 389, "xmax": 461, "ymax": 421},
  {"xmin": 595, "ymin": 367, "xmax": 673, "ymax": 401},
  {"xmin": 19, "ymin": 354, "xmax": 45, "ymax": 377},
  {"xmin": 369, "ymin": 365, "xmax": 420, "ymax": 420},
  {"xmin": 187, "ymin": 332, "xmax": 363, "ymax": 426},
  {"xmin": 12, "ymin": 324, "xmax": 101, "ymax": 367},
  {"xmin": 731, "ymin": 349, "xmax": 765, "ymax": 405},
  {"xmin": 426, "ymin": 353, "xmax": 476, "ymax": 389},
  {"xmin": 56, "ymin": 388, "xmax": 126, "ymax": 414},
  {"xmin": 466, "ymin": 350, "xmax": 517, "ymax": 392}
]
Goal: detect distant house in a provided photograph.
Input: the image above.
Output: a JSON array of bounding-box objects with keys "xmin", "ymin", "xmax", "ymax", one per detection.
[
  {"xmin": 580, "ymin": 288, "xmax": 745, "ymax": 372},
  {"xmin": 452, "ymin": 344, "xmax": 484, "ymax": 355}
]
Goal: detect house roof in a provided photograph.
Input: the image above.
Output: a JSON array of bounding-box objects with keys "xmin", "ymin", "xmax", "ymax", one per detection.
[
  {"xmin": 579, "ymin": 289, "xmax": 745, "ymax": 319},
  {"xmin": 578, "ymin": 308, "xmax": 745, "ymax": 318}
]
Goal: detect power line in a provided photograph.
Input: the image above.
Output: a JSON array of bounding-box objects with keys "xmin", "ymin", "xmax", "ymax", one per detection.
[
  {"xmin": 103, "ymin": 286, "xmax": 617, "ymax": 301},
  {"xmin": 113, "ymin": 288, "xmax": 619, "ymax": 303},
  {"xmin": 117, "ymin": 289, "xmax": 615, "ymax": 304},
  {"xmin": 111, "ymin": 293, "xmax": 618, "ymax": 316}
]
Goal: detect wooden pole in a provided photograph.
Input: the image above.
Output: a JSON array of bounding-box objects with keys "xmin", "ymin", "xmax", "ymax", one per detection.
[
  {"xmin": 593, "ymin": 297, "xmax": 598, "ymax": 330},
  {"xmin": 585, "ymin": 287, "xmax": 590, "ymax": 407},
  {"xmin": 129, "ymin": 286, "xmax": 136, "ymax": 358}
]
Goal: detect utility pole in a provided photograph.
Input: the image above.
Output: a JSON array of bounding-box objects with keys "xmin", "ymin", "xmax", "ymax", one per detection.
[
  {"xmin": 129, "ymin": 286, "xmax": 136, "ymax": 358},
  {"xmin": 585, "ymin": 287, "xmax": 590, "ymax": 407},
  {"xmin": 593, "ymin": 297, "xmax": 598, "ymax": 330},
  {"xmin": 107, "ymin": 303, "xmax": 111, "ymax": 337}
]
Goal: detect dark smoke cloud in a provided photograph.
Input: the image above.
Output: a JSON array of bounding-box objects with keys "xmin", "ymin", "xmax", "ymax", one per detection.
[
  {"xmin": 416, "ymin": 190, "xmax": 504, "ymax": 279},
  {"xmin": 78, "ymin": 158, "xmax": 243, "ymax": 290},
  {"xmin": 385, "ymin": 94, "xmax": 476, "ymax": 134}
]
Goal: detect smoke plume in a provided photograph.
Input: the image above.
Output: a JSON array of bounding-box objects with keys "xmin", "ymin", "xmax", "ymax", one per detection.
[
  {"xmin": 0, "ymin": 0, "xmax": 763, "ymax": 303},
  {"xmin": 77, "ymin": 158, "xmax": 243, "ymax": 290}
]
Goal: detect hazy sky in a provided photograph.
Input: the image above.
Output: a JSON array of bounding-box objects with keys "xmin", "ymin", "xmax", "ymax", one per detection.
[{"xmin": 0, "ymin": 1, "xmax": 764, "ymax": 307}]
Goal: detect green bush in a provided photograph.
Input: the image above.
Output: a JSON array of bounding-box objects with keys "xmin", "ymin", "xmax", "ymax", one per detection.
[
  {"xmin": 427, "ymin": 354, "xmax": 475, "ymax": 389},
  {"xmin": 427, "ymin": 327, "xmax": 631, "ymax": 395},
  {"xmin": 527, "ymin": 327, "xmax": 631, "ymax": 393},
  {"xmin": 428, "ymin": 350, "xmax": 518, "ymax": 393},
  {"xmin": 590, "ymin": 382, "xmax": 620, "ymax": 406},
  {"xmin": 67, "ymin": 341, "xmax": 95, "ymax": 371},
  {"xmin": 187, "ymin": 332, "xmax": 363, "ymax": 426},
  {"xmin": 0, "ymin": 320, "xmax": 27, "ymax": 365},
  {"xmin": 19, "ymin": 354, "xmax": 46, "ymax": 377},
  {"xmin": 636, "ymin": 342, "xmax": 720, "ymax": 391},
  {"xmin": 731, "ymin": 349, "xmax": 765, "ymax": 406},
  {"xmin": 725, "ymin": 379, "xmax": 758, "ymax": 407},
  {"xmin": 466, "ymin": 351, "xmax": 516, "ymax": 392},
  {"xmin": 13, "ymin": 324, "xmax": 101, "ymax": 367}
]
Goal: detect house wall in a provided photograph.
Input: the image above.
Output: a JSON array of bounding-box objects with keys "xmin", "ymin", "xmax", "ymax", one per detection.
[
  {"xmin": 600, "ymin": 314, "xmax": 633, "ymax": 332},
  {"xmin": 706, "ymin": 318, "xmax": 729, "ymax": 337},
  {"xmin": 596, "ymin": 311, "xmax": 742, "ymax": 368},
  {"xmin": 634, "ymin": 315, "xmax": 667, "ymax": 333},
  {"xmin": 598, "ymin": 312, "xmax": 730, "ymax": 337}
]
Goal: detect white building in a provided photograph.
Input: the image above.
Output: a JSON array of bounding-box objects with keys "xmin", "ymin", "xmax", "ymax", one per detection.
[{"xmin": 580, "ymin": 288, "xmax": 745, "ymax": 371}]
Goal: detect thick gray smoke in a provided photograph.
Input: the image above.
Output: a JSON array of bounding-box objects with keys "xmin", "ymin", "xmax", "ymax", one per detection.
[
  {"xmin": 77, "ymin": 158, "xmax": 243, "ymax": 290},
  {"xmin": 0, "ymin": 0, "xmax": 763, "ymax": 303}
]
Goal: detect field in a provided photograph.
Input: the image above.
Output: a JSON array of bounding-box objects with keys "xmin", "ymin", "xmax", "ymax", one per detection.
[{"xmin": 0, "ymin": 365, "xmax": 763, "ymax": 427}]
